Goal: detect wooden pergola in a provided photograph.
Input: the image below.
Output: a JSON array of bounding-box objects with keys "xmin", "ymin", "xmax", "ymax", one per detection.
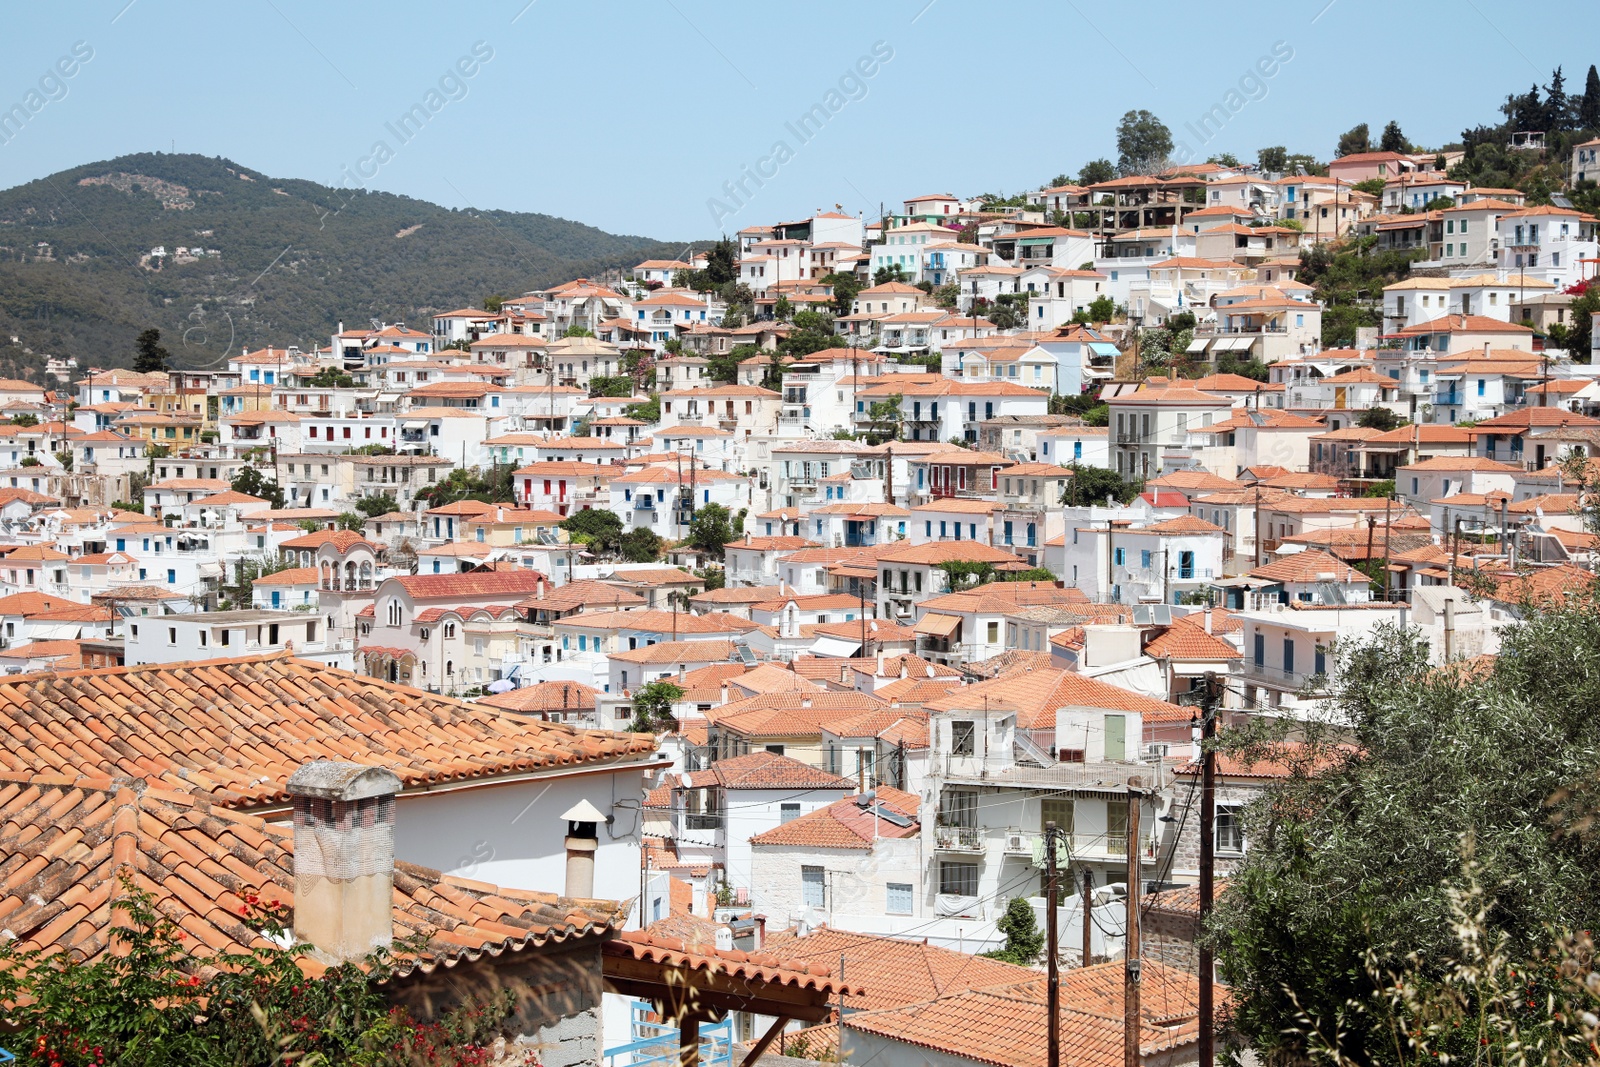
[{"xmin": 602, "ymin": 931, "xmax": 859, "ymax": 1067}]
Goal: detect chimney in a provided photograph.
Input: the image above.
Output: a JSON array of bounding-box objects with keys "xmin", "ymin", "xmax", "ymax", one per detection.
[
  {"xmin": 1483, "ymin": 341, "xmax": 1491, "ymax": 356},
  {"xmin": 287, "ymin": 760, "xmax": 402, "ymax": 966},
  {"xmin": 561, "ymin": 799, "xmax": 606, "ymax": 898},
  {"xmin": 537, "ymin": 577, "xmax": 546, "ymax": 600},
  {"xmin": 1203, "ymin": 607, "xmax": 1213, "ymax": 635},
  {"xmin": 876, "ymin": 649, "xmax": 885, "ymax": 675},
  {"xmin": 754, "ymin": 914, "xmax": 766, "ymax": 949}
]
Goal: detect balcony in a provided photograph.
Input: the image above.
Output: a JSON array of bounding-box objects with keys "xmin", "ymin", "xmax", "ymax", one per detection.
[
  {"xmin": 1240, "ymin": 658, "xmax": 1314, "ymax": 692},
  {"xmin": 934, "ymin": 824, "xmax": 983, "ymax": 851}
]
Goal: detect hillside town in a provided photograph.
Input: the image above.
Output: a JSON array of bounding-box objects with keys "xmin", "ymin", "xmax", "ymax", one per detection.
[{"xmin": 6, "ymin": 125, "xmax": 1600, "ymax": 1066}]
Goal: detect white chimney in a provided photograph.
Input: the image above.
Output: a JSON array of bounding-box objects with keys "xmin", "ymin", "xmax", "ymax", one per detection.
[
  {"xmin": 876, "ymin": 650, "xmax": 885, "ymax": 675},
  {"xmin": 288, "ymin": 761, "xmax": 402, "ymax": 966},
  {"xmin": 561, "ymin": 799, "xmax": 606, "ymax": 898}
]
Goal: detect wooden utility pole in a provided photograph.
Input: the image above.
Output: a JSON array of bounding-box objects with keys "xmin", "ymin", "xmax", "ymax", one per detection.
[
  {"xmin": 1046, "ymin": 821, "xmax": 1061, "ymax": 1067},
  {"xmin": 1124, "ymin": 785, "xmax": 1143, "ymax": 1067},
  {"xmin": 1197, "ymin": 673, "xmax": 1222, "ymax": 1067},
  {"xmin": 1082, "ymin": 869, "xmax": 1094, "ymax": 967}
]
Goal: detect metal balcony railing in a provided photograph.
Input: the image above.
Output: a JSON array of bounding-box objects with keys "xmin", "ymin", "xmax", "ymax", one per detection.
[{"xmin": 935, "ymin": 824, "xmax": 982, "ymax": 851}]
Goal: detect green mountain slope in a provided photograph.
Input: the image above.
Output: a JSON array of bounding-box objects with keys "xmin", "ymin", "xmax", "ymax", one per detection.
[{"xmin": 0, "ymin": 153, "xmax": 694, "ymax": 375}]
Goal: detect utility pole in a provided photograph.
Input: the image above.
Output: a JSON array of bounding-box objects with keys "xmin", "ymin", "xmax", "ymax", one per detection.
[
  {"xmin": 1197, "ymin": 672, "xmax": 1222, "ymax": 1067},
  {"xmin": 1082, "ymin": 869, "xmax": 1094, "ymax": 967},
  {"xmin": 1046, "ymin": 821, "xmax": 1061, "ymax": 1067},
  {"xmin": 1124, "ymin": 785, "xmax": 1143, "ymax": 1067},
  {"xmin": 1382, "ymin": 494, "xmax": 1393, "ymax": 600}
]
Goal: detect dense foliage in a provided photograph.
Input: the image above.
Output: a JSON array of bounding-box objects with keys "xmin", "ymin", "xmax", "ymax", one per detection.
[
  {"xmin": 1214, "ymin": 584, "xmax": 1600, "ymax": 1065},
  {"xmin": 983, "ymin": 897, "xmax": 1044, "ymax": 965},
  {"xmin": 0, "ymin": 152, "xmax": 698, "ymax": 372},
  {"xmin": 0, "ymin": 885, "xmax": 519, "ymax": 1066}
]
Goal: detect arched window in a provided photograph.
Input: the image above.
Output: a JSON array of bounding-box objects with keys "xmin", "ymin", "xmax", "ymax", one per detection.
[
  {"xmin": 387, "ymin": 600, "xmax": 402, "ymax": 626},
  {"xmin": 445, "ymin": 660, "xmax": 454, "ymax": 676},
  {"xmin": 444, "ymin": 622, "xmax": 457, "ymax": 639}
]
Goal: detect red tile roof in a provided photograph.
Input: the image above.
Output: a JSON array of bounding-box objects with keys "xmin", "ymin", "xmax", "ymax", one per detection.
[
  {"xmin": 0, "ymin": 654, "xmax": 658, "ymax": 810},
  {"xmin": 392, "ymin": 570, "xmax": 550, "ymax": 599},
  {"xmin": 704, "ymin": 750, "xmax": 853, "ymax": 791},
  {"xmin": 0, "ymin": 773, "xmax": 625, "ymax": 975},
  {"xmin": 750, "ymin": 787, "xmax": 919, "ymax": 848}
]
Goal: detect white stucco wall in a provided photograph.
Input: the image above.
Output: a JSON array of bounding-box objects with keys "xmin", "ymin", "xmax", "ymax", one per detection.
[{"xmin": 393, "ymin": 765, "xmax": 659, "ymax": 920}]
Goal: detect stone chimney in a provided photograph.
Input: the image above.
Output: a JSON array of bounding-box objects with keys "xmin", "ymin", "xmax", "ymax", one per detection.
[
  {"xmin": 287, "ymin": 760, "xmax": 402, "ymax": 966},
  {"xmin": 561, "ymin": 799, "xmax": 606, "ymax": 898}
]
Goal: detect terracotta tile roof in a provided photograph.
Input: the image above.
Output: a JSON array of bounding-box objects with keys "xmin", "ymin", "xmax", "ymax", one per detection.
[
  {"xmin": 0, "ymin": 592, "xmax": 76, "ymax": 616},
  {"xmin": 917, "ymin": 582, "xmax": 1086, "ymax": 614},
  {"xmin": 252, "ymin": 566, "xmax": 320, "ymax": 586},
  {"xmin": 877, "ymin": 541, "xmax": 1033, "ymax": 565},
  {"xmin": 612, "ymin": 639, "xmax": 737, "ymax": 666},
  {"xmin": 0, "ymin": 773, "xmax": 625, "ymax": 975},
  {"xmin": 392, "ymin": 570, "xmax": 551, "ymax": 600},
  {"xmin": 840, "ymin": 964, "xmax": 1207, "ymax": 1067},
  {"xmin": 1249, "ymin": 549, "xmax": 1368, "ymax": 585},
  {"xmin": 726, "ymin": 535, "xmax": 823, "ymax": 551},
  {"xmin": 703, "ymin": 750, "xmax": 853, "ymax": 790},
  {"xmin": 924, "ymin": 667, "xmax": 1186, "ymax": 725},
  {"xmin": 750, "ymin": 786, "xmax": 920, "ymax": 848},
  {"xmin": 558, "ymin": 608, "xmax": 756, "ymax": 636},
  {"xmin": 278, "ymin": 529, "xmax": 380, "ymax": 552},
  {"xmin": 761, "ymin": 927, "xmax": 1036, "ymax": 1014},
  {"xmin": 474, "ymin": 680, "xmax": 599, "ymax": 715},
  {"xmin": 0, "ymin": 654, "xmax": 659, "ymax": 810},
  {"xmin": 1143, "ymin": 620, "xmax": 1243, "ymax": 660},
  {"xmin": 1139, "ymin": 515, "xmax": 1227, "ymax": 535},
  {"xmin": 712, "ymin": 692, "xmax": 891, "ymax": 737},
  {"xmin": 602, "ymin": 929, "xmax": 854, "ymax": 997},
  {"xmin": 515, "ymin": 580, "xmax": 646, "ymax": 613},
  {"xmin": 0, "ymin": 640, "xmax": 85, "ymax": 666},
  {"xmin": 727, "ymin": 663, "xmax": 822, "ymax": 695}
]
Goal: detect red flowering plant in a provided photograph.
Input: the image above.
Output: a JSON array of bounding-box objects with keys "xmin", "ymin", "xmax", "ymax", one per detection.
[{"xmin": 0, "ymin": 879, "xmax": 521, "ymax": 1066}]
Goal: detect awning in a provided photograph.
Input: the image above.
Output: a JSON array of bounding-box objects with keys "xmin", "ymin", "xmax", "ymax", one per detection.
[
  {"xmin": 1184, "ymin": 338, "xmax": 1210, "ymax": 354},
  {"xmin": 810, "ymin": 635, "xmax": 863, "ymax": 658},
  {"xmin": 913, "ymin": 612, "xmax": 962, "ymax": 637},
  {"xmin": 402, "ymin": 420, "xmax": 428, "ymax": 429}
]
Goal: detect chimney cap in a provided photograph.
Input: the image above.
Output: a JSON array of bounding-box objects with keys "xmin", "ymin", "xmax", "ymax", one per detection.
[
  {"xmin": 287, "ymin": 760, "xmax": 401, "ymax": 802},
  {"xmin": 561, "ymin": 799, "xmax": 607, "ymax": 824}
]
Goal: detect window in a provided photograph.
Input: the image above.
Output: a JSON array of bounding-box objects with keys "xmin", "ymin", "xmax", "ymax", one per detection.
[
  {"xmin": 939, "ymin": 861, "xmax": 978, "ymax": 896},
  {"xmin": 1283, "ymin": 637, "xmax": 1296, "ymax": 675},
  {"xmin": 1216, "ymin": 806, "xmax": 1244, "ymax": 854},
  {"xmin": 986, "ymin": 621, "xmax": 999, "ymax": 644},
  {"xmin": 765, "ymin": 744, "xmax": 785, "ymax": 756},
  {"xmin": 780, "ymin": 802, "xmax": 801, "ymax": 824},
  {"xmin": 801, "ymin": 866, "xmax": 826, "ymax": 908},
  {"xmin": 887, "ymin": 882, "xmax": 913, "ymax": 915},
  {"xmin": 1113, "ymin": 547, "xmax": 1126, "ymax": 566},
  {"xmin": 951, "ymin": 720, "xmax": 976, "ymax": 756},
  {"xmin": 1041, "ymin": 797, "xmax": 1075, "ymax": 836},
  {"xmin": 1106, "ymin": 802, "xmax": 1128, "ymax": 855}
]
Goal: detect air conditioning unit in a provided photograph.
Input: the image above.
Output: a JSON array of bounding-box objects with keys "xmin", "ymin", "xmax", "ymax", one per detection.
[{"xmin": 1005, "ymin": 832, "xmax": 1029, "ymax": 852}]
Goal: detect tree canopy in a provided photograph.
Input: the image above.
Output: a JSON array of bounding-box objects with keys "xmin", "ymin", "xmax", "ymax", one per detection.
[
  {"xmin": 1215, "ymin": 588, "xmax": 1600, "ymax": 1065},
  {"xmin": 1078, "ymin": 158, "xmax": 1115, "ymax": 186},
  {"xmin": 1335, "ymin": 122, "xmax": 1371, "ymax": 157},
  {"xmin": 132, "ymin": 328, "xmax": 170, "ymax": 374},
  {"xmin": 1115, "ymin": 110, "xmax": 1172, "ymax": 175}
]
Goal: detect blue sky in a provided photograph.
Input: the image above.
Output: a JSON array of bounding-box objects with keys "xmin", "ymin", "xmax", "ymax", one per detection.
[{"xmin": 0, "ymin": 0, "xmax": 1592, "ymax": 240}]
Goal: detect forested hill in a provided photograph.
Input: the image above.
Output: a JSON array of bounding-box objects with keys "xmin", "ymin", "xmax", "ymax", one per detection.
[{"xmin": 0, "ymin": 152, "xmax": 693, "ymax": 376}]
